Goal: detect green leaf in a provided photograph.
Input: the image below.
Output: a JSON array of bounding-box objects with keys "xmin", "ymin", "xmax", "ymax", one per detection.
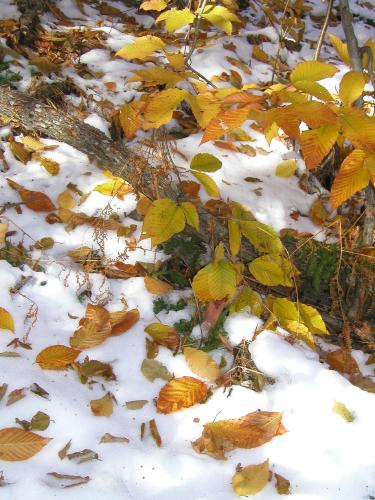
[
  {"xmin": 248, "ymin": 255, "xmax": 295, "ymax": 286},
  {"xmin": 141, "ymin": 198, "xmax": 186, "ymax": 245},
  {"xmin": 141, "ymin": 358, "xmax": 172, "ymax": 382},
  {"xmin": 240, "ymin": 221, "xmax": 283, "ymax": 255},
  {"xmin": 190, "ymin": 153, "xmax": 222, "ymax": 173},
  {"xmin": 191, "ymin": 171, "xmax": 220, "ymax": 197}
]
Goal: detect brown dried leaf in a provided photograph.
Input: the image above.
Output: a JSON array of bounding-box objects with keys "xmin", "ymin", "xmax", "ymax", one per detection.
[
  {"xmin": 100, "ymin": 433, "xmax": 129, "ymax": 444},
  {"xmin": 149, "ymin": 419, "xmax": 162, "ymax": 447},
  {"xmin": 47, "ymin": 472, "xmax": 90, "ymax": 488},
  {"xmin": 325, "ymin": 349, "xmax": 359, "ymax": 375},
  {"xmin": 90, "ymin": 393, "xmax": 114, "ymax": 417},
  {"xmin": 141, "ymin": 358, "xmax": 172, "ymax": 382},
  {"xmin": 70, "ymin": 304, "xmax": 111, "ymax": 350},
  {"xmin": 7, "ymin": 179, "xmax": 55, "ymax": 212},
  {"xmin": 58, "ymin": 440, "xmax": 71, "ymax": 460},
  {"xmin": 275, "ymin": 473, "xmax": 291, "ymax": 494},
  {"xmin": 30, "ymin": 412, "xmax": 50, "ymax": 431},
  {"xmin": 125, "ymin": 400, "xmax": 148, "ymax": 410},
  {"xmin": 6, "ymin": 388, "xmax": 27, "ymax": 407},
  {"xmin": 144, "ymin": 323, "xmax": 180, "ymax": 351}
]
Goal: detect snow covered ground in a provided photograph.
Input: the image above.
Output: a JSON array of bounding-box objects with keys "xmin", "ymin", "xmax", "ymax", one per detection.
[{"xmin": 0, "ymin": 0, "xmax": 374, "ymax": 498}]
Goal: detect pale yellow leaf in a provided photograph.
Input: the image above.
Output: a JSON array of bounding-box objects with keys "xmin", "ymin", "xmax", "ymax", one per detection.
[
  {"xmin": 290, "ymin": 61, "xmax": 337, "ymax": 83},
  {"xmin": 275, "ymin": 159, "xmax": 297, "ymax": 177},
  {"xmin": 90, "ymin": 393, "xmax": 113, "ymax": 417},
  {"xmin": 327, "ymin": 34, "xmax": 351, "ymax": 66},
  {"xmin": 116, "ymin": 36, "xmax": 165, "ymax": 61},
  {"xmin": 140, "ymin": 0, "xmax": 167, "ymax": 11},
  {"xmin": 201, "ymin": 5, "xmax": 241, "ymax": 35},
  {"xmin": 191, "ymin": 171, "xmax": 220, "ymax": 197},
  {"xmin": 0, "ymin": 308, "xmax": 15, "ymax": 333},
  {"xmin": 156, "ymin": 8, "xmax": 195, "ymax": 32},
  {"xmin": 293, "ymin": 80, "xmax": 333, "ymax": 101},
  {"xmin": 232, "ymin": 460, "xmax": 269, "ymax": 496},
  {"xmin": 339, "ymin": 71, "xmax": 368, "ymax": 107},
  {"xmin": 184, "ymin": 347, "xmax": 220, "ymax": 381}
]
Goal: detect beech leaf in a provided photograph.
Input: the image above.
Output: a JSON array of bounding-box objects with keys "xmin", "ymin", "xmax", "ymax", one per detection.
[
  {"xmin": 0, "ymin": 427, "xmax": 51, "ymax": 461},
  {"xmin": 232, "ymin": 460, "xmax": 270, "ymax": 496}
]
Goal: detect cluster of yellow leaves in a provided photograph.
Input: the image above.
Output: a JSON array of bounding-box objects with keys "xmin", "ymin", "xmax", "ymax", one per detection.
[
  {"xmin": 141, "ymin": 198, "xmax": 199, "ymax": 245},
  {"xmin": 36, "ymin": 304, "xmax": 139, "ymax": 369}
]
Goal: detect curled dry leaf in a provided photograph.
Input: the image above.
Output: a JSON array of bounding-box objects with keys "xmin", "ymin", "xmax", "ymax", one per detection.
[
  {"xmin": 144, "ymin": 323, "xmax": 180, "ymax": 351},
  {"xmin": 109, "ymin": 308, "xmax": 139, "ymax": 336},
  {"xmin": 47, "ymin": 472, "xmax": 90, "ymax": 489},
  {"xmin": 100, "ymin": 433, "xmax": 129, "ymax": 444},
  {"xmin": 275, "ymin": 473, "xmax": 291, "ymax": 495},
  {"xmin": 0, "ymin": 427, "xmax": 51, "ymax": 461},
  {"xmin": 90, "ymin": 393, "xmax": 114, "ymax": 417},
  {"xmin": 232, "ymin": 460, "xmax": 270, "ymax": 496},
  {"xmin": 36, "ymin": 345, "xmax": 80, "ymax": 370},
  {"xmin": 192, "ymin": 411, "xmax": 286, "ymax": 459},
  {"xmin": 6, "ymin": 388, "xmax": 26, "ymax": 407},
  {"xmin": 156, "ymin": 376, "xmax": 208, "ymax": 414},
  {"xmin": 144, "ymin": 275, "xmax": 173, "ymax": 294},
  {"xmin": 184, "ymin": 347, "xmax": 220, "ymax": 381},
  {"xmin": 70, "ymin": 304, "xmax": 111, "ymax": 350}
]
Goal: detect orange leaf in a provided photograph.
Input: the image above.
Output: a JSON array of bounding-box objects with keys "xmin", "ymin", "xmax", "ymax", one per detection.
[
  {"xmin": 267, "ymin": 105, "xmax": 300, "ymax": 140},
  {"xmin": 36, "ymin": 345, "xmax": 80, "ymax": 370},
  {"xmin": 144, "ymin": 323, "xmax": 180, "ymax": 351},
  {"xmin": 109, "ymin": 309, "xmax": 139, "ymax": 336},
  {"xmin": 330, "ymin": 149, "xmax": 370, "ymax": 208},
  {"xmin": 325, "ymin": 349, "xmax": 359, "ymax": 375},
  {"xmin": 7, "ymin": 179, "xmax": 55, "ymax": 212},
  {"xmin": 192, "ymin": 411, "xmax": 286, "ymax": 459},
  {"xmin": 295, "ymin": 102, "xmax": 338, "ymax": 129},
  {"xmin": 0, "ymin": 427, "xmax": 51, "ymax": 461},
  {"xmin": 201, "ymin": 108, "xmax": 250, "ymax": 143},
  {"xmin": 70, "ymin": 304, "xmax": 111, "ymax": 350},
  {"xmin": 156, "ymin": 376, "xmax": 208, "ymax": 413},
  {"xmin": 340, "ymin": 108, "xmax": 375, "ymax": 154},
  {"xmin": 300, "ymin": 125, "xmax": 339, "ymax": 170},
  {"xmin": 144, "ymin": 276, "xmax": 173, "ymax": 294}
]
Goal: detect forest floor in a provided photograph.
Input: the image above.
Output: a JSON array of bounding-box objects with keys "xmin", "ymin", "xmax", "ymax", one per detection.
[{"xmin": 0, "ymin": 0, "xmax": 374, "ymax": 498}]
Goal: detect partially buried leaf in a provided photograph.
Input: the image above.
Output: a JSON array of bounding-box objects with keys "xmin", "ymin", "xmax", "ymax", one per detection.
[
  {"xmin": 100, "ymin": 433, "xmax": 129, "ymax": 444},
  {"xmin": 333, "ymin": 401, "xmax": 354, "ymax": 422},
  {"xmin": 144, "ymin": 276, "xmax": 173, "ymax": 294},
  {"xmin": 149, "ymin": 419, "xmax": 162, "ymax": 447},
  {"xmin": 36, "ymin": 345, "xmax": 80, "ymax": 370},
  {"xmin": 275, "ymin": 473, "xmax": 291, "ymax": 495},
  {"xmin": 109, "ymin": 308, "xmax": 139, "ymax": 336},
  {"xmin": 184, "ymin": 347, "xmax": 220, "ymax": 381},
  {"xmin": 67, "ymin": 448, "xmax": 98, "ymax": 464},
  {"xmin": 21, "ymin": 136, "xmax": 45, "ymax": 152},
  {"xmin": 57, "ymin": 189, "xmax": 76, "ymax": 209},
  {"xmin": 90, "ymin": 393, "xmax": 113, "ymax": 417},
  {"xmin": 58, "ymin": 440, "xmax": 71, "ymax": 460},
  {"xmin": 325, "ymin": 348, "xmax": 359, "ymax": 375},
  {"xmin": 0, "ymin": 427, "xmax": 51, "ymax": 461},
  {"xmin": 156, "ymin": 376, "xmax": 208, "ymax": 413},
  {"xmin": 275, "ymin": 160, "xmax": 297, "ymax": 177},
  {"xmin": 192, "ymin": 411, "xmax": 286, "ymax": 459},
  {"xmin": 6, "ymin": 388, "xmax": 26, "ymax": 407},
  {"xmin": 30, "ymin": 383, "xmax": 50, "ymax": 400},
  {"xmin": 141, "ymin": 358, "xmax": 172, "ymax": 382},
  {"xmin": 125, "ymin": 400, "xmax": 148, "ymax": 410},
  {"xmin": 232, "ymin": 460, "xmax": 269, "ymax": 496},
  {"xmin": 75, "ymin": 358, "xmax": 115, "ymax": 381},
  {"xmin": 0, "ymin": 307, "xmax": 15, "ymax": 333},
  {"xmin": 145, "ymin": 323, "xmax": 180, "ymax": 351},
  {"xmin": 31, "ymin": 412, "xmax": 50, "ymax": 431},
  {"xmin": 0, "ymin": 352, "xmax": 19, "ymax": 358},
  {"xmin": 190, "ymin": 153, "xmax": 222, "ymax": 173}
]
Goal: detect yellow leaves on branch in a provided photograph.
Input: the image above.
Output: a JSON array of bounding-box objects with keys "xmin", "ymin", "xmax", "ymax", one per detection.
[
  {"xmin": 339, "ymin": 108, "xmax": 375, "ymax": 155},
  {"xmin": 0, "ymin": 427, "xmax": 51, "ymax": 461},
  {"xmin": 141, "ymin": 198, "xmax": 199, "ymax": 245},
  {"xmin": 232, "ymin": 460, "xmax": 270, "ymax": 496},
  {"xmin": 249, "ymin": 255, "xmax": 296, "ymax": 287},
  {"xmin": 300, "ymin": 125, "xmax": 339, "ymax": 170},
  {"xmin": 116, "ymin": 36, "xmax": 165, "ymax": 61},
  {"xmin": 36, "ymin": 345, "xmax": 80, "ymax": 370},
  {"xmin": 290, "ymin": 60, "xmax": 338, "ymax": 84},
  {"xmin": 128, "ymin": 67, "xmax": 184, "ymax": 87},
  {"xmin": 184, "ymin": 347, "xmax": 220, "ymax": 381},
  {"xmin": 192, "ymin": 411, "xmax": 286, "ymax": 459},
  {"xmin": 201, "ymin": 5, "xmax": 241, "ymax": 35},
  {"xmin": 339, "ymin": 71, "xmax": 369, "ymax": 107},
  {"xmin": 144, "ymin": 88, "xmax": 187, "ymax": 128},
  {"xmin": 156, "ymin": 8, "xmax": 195, "ymax": 32},
  {"xmin": 156, "ymin": 376, "xmax": 208, "ymax": 413},
  {"xmin": 330, "ymin": 149, "xmax": 371, "ymax": 209},
  {"xmin": 328, "ymin": 34, "xmax": 351, "ymax": 66}
]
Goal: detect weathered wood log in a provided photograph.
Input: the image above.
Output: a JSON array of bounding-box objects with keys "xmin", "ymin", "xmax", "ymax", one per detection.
[{"xmin": 0, "ymin": 87, "xmax": 180, "ymax": 201}]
